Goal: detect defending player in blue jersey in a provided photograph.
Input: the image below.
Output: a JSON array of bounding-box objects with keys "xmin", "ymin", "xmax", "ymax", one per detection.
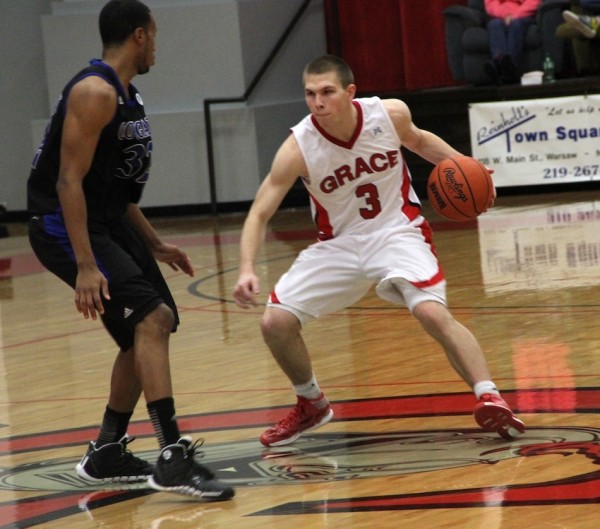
[{"xmin": 27, "ymin": 0, "xmax": 233, "ymax": 501}]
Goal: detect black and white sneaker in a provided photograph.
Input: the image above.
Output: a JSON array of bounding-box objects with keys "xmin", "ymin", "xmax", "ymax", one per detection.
[
  {"xmin": 75, "ymin": 434, "xmax": 153, "ymax": 483},
  {"xmin": 148, "ymin": 437, "xmax": 235, "ymax": 501}
]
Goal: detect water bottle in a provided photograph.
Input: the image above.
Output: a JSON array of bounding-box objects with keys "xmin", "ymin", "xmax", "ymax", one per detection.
[{"xmin": 543, "ymin": 53, "xmax": 555, "ymax": 84}]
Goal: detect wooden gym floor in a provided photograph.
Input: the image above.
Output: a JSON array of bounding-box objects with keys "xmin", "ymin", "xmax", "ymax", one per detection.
[{"xmin": 0, "ymin": 189, "xmax": 598, "ymax": 528}]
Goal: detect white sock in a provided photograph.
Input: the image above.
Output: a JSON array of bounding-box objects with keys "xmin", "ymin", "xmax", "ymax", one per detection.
[
  {"xmin": 473, "ymin": 380, "xmax": 500, "ymax": 400},
  {"xmin": 293, "ymin": 374, "xmax": 323, "ymax": 401}
]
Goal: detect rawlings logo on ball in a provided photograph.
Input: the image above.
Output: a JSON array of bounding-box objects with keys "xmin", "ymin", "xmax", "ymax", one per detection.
[{"xmin": 442, "ymin": 168, "xmax": 468, "ymax": 203}]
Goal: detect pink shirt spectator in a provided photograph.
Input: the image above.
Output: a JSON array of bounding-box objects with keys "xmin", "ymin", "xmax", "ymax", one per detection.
[{"xmin": 484, "ymin": 0, "xmax": 542, "ymax": 19}]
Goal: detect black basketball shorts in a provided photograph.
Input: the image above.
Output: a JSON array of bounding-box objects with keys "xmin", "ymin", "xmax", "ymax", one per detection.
[{"xmin": 28, "ymin": 214, "xmax": 179, "ymax": 352}]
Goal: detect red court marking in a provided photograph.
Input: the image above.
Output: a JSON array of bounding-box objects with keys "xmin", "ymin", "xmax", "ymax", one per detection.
[
  {"xmin": 0, "ymin": 254, "xmax": 46, "ymax": 278},
  {"xmin": 1, "ymin": 390, "xmax": 598, "ymax": 455}
]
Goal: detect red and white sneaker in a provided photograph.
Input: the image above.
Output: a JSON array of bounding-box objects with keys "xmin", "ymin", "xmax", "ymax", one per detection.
[
  {"xmin": 260, "ymin": 395, "xmax": 334, "ymax": 447},
  {"xmin": 474, "ymin": 393, "xmax": 525, "ymax": 440}
]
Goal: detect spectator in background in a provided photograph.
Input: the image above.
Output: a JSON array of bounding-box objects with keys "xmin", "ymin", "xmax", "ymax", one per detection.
[
  {"xmin": 556, "ymin": 0, "xmax": 600, "ymax": 75},
  {"xmin": 562, "ymin": 0, "xmax": 600, "ymax": 38},
  {"xmin": 484, "ymin": 0, "xmax": 543, "ymax": 84}
]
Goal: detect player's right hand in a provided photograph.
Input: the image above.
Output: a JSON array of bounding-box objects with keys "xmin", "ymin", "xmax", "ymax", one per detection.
[
  {"xmin": 75, "ymin": 263, "xmax": 110, "ymax": 320},
  {"xmin": 233, "ymin": 273, "xmax": 260, "ymax": 309}
]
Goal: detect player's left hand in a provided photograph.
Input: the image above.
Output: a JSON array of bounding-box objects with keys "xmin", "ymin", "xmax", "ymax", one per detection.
[
  {"xmin": 153, "ymin": 243, "xmax": 195, "ymax": 277},
  {"xmin": 485, "ymin": 166, "xmax": 496, "ymax": 210}
]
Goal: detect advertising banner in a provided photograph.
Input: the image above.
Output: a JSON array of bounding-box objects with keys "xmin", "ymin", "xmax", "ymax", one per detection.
[{"xmin": 469, "ymin": 95, "xmax": 600, "ymax": 187}]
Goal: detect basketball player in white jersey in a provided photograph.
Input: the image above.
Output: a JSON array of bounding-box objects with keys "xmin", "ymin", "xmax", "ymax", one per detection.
[{"xmin": 233, "ymin": 55, "xmax": 524, "ymax": 446}]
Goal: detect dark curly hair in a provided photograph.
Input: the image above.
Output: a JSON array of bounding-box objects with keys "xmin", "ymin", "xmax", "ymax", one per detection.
[{"xmin": 99, "ymin": 0, "xmax": 152, "ymax": 47}]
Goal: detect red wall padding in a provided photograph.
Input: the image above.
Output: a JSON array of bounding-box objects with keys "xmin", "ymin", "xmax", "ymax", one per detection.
[
  {"xmin": 325, "ymin": 0, "xmax": 406, "ymax": 93},
  {"xmin": 325, "ymin": 0, "xmax": 467, "ymax": 92},
  {"xmin": 399, "ymin": 0, "xmax": 465, "ymax": 91}
]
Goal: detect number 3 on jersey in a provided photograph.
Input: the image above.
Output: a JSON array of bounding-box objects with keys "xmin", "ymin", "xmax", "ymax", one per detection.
[{"xmin": 356, "ymin": 183, "xmax": 382, "ymax": 219}]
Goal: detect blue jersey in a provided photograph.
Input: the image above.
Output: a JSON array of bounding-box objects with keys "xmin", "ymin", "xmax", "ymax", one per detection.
[{"xmin": 27, "ymin": 59, "xmax": 152, "ymax": 223}]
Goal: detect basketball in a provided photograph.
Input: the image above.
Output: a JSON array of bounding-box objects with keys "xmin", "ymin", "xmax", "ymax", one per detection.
[{"xmin": 427, "ymin": 156, "xmax": 494, "ymax": 221}]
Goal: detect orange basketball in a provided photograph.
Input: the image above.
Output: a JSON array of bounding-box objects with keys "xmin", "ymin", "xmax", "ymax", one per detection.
[{"xmin": 427, "ymin": 156, "xmax": 494, "ymax": 222}]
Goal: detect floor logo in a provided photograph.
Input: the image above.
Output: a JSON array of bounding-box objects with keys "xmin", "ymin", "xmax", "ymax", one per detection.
[
  {"xmin": 1, "ymin": 427, "xmax": 598, "ymax": 492},
  {"xmin": 0, "ymin": 393, "xmax": 598, "ymax": 524}
]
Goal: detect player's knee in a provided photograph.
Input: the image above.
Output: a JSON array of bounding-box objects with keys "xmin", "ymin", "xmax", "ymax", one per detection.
[
  {"xmin": 260, "ymin": 312, "xmax": 281, "ymax": 342},
  {"xmin": 260, "ymin": 309, "xmax": 298, "ymax": 343},
  {"xmin": 137, "ymin": 304, "xmax": 175, "ymax": 337}
]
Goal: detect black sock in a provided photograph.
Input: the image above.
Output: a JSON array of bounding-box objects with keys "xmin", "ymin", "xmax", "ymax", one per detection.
[
  {"xmin": 96, "ymin": 406, "xmax": 133, "ymax": 447},
  {"xmin": 147, "ymin": 397, "xmax": 181, "ymax": 449}
]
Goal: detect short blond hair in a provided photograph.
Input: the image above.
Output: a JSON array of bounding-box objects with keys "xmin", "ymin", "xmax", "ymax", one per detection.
[{"xmin": 303, "ymin": 55, "xmax": 355, "ymax": 88}]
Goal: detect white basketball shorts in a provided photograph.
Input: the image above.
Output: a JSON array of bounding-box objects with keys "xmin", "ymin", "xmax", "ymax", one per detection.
[{"xmin": 267, "ymin": 221, "xmax": 447, "ymax": 325}]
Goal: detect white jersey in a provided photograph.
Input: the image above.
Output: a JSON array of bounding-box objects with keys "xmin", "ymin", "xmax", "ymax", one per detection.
[
  {"xmin": 291, "ymin": 96, "xmax": 423, "ymax": 240},
  {"xmin": 270, "ymin": 97, "xmax": 445, "ymax": 321}
]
